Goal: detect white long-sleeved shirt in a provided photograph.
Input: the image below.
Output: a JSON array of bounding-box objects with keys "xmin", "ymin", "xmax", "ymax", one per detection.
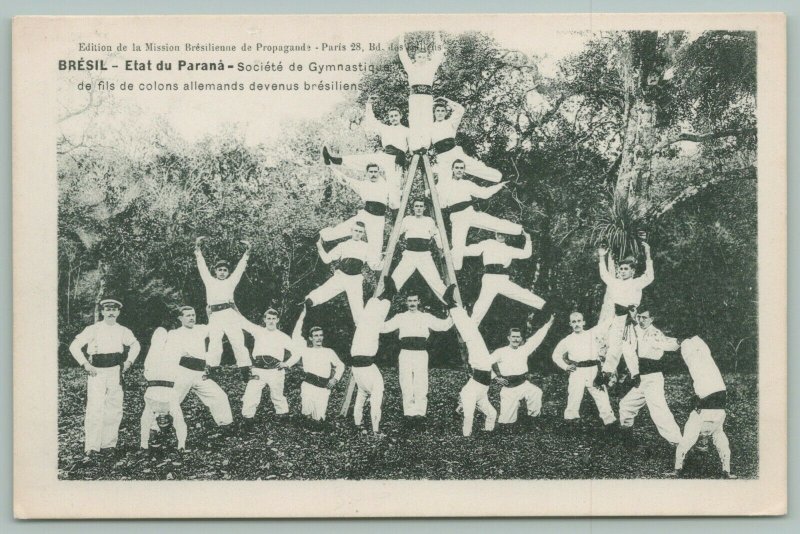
[
  {"xmin": 438, "ymin": 179, "xmax": 504, "ymax": 209},
  {"xmin": 399, "ymin": 45, "xmax": 445, "ymax": 86},
  {"xmin": 143, "ymin": 327, "xmax": 176, "ymax": 381},
  {"xmin": 551, "ymin": 327, "xmax": 605, "ymax": 371},
  {"xmin": 463, "ymin": 238, "xmax": 531, "ymax": 268},
  {"xmin": 363, "ymin": 102, "xmax": 409, "ymax": 151},
  {"xmin": 599, "ymin": 256, "xmax": 654, "ymax": 307},
  {"xmin": 381, "ymin": 310, "xmax": 453, "ymax": 339},
  {"xmin": 635, "ymin": 325, "xmax": 679, "ymax": 361},
  {"xmin": 196, "ymin": 249, "xmax": 248, "ymax": 305},
  {"xmin": 494, "ymin": 321, "xmax": 553, "ymax": 376},
  {"xmin": 319, "ymin": 239, "xmax": 370, "ymax": 266},
  {"xmin": 332, "ymin": 169, "xmax": 389, "ymax": 206},
  {"xmin": 166, "ymin": 325, "xmax": 210, "ymax": 362},
  {"xmin": 430, "ymin": 100, "xmax": 465, "ymax": 142},
  {"xmin": 680, "ymin": 336, "xmax": 726, "ymax": 399},
  {"xmin": 239, "ymin": 318, "xmax": 299, "ymax": 361},
  {"xmin": 288, "ymin": 311, "xmax": 345, "ymax": 379},
  {"xmin": 69, "ymin": 321, "xmax": 141, "ymax": 367},
  {"xmin": 400, "ymin": 215, "xmax": 442, "ymax": 249}
]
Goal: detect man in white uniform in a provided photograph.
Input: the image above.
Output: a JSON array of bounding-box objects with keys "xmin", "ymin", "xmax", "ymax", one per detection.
[
  {"xmin": 324, "ymin": 96, "xmax": 408, "ymax": 209},
  {"xmin": 238, "ymin": 308, "xmax": 302, "ymax": 430},
  {"xmin": 399, "ymin": 31, "xmax": 445, "ymax": 151},
  {"xmin": 140, "ymin": 327, "xmax": 187, "ymax": 451},
  {"xmin": 319, "ymin": 165, "xmax": 389, "ymax": 267},
  {"xmin": 618, "ymin": 307, "xmax": 683, "ymax": 445},
  {"xmin": 551, "ymin": 312, "xmax": 616, "ymax": 427},
  {"xmin": 167, "ymin": 306, "xmax": 234, "ymax": 431},
  {"xmin": 430, "ymin": 97, "xmax": 502, "ymax": 184},
  {"xmin": 492, "ymin": 316, "xmax": 554, "ymax": 427},
  {"xmin": 306, "ymin": 221, "xmax": 372, "ymax": 324},
  {"xmin": 289, "ymin": 310, "xmax": 346, "ymax": 429},
  {"xmin": 195, "ymin": 237, "xmax": 252, "ymax": 376},
  {"xmin": 439, "ymin": 160, "xmax": 522, "ymax": 270},
  {"xmin": 598, "ymin": 242, "xmax": 655, "ymax": 378},
  {"xmin": 349, "ymin": 295, "xmax": 393, "ymax": 435},
  {"xmin": 462, "ymin": 231, "xmax": 546, "ymax": 325},
  {"xmin": 69, "ymin": 298, "xmax": 141, "ymax": 459},
  {"xmin": 670, "ymin": 336, "xmax": 736, "ymax": 479},
  {"xmin": 390, "ymin": 199, "xmax": 448, "ymax": 301},
  {"xmin": 381, "ymin": 293, "xmax": 453, "ymax": 424}
]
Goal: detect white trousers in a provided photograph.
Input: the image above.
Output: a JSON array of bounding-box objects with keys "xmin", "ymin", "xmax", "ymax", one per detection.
[
  {"xmin": 408, "ymin": 93, "xmax": 433, "ymax": 151},
  {"xmin": 140, "ymin": 386, "xmax": 187, "ymax": 449},
  {"xmin": 675, "ymin": 409, "xmax": 731, "ymax": 472},
  {"xmin": 498, "ymin": 382, "xmax": 543, "ymax": 424},
  {"xmin": 471, "ymin": 274, "xmax": 546, "ymax": 325},
  {"xmin": 352, "ymin": 364, "xmax": 385, "ymax": 432},
  {"xmin": 340, "ymin": 153, "xmax": 402, "ymax": 209},
  {"xmin": 603, "ymin": 314, "xmax": 637, "ymax": 374},
  {"xmin": 319, "ymin": 211, "xmax": 385, "ymax": 267},
  {"xmin": 84, "ymin": 367, "xmax": 124, "ymax": 453},
  {"xmin": 619, "ymin": 372, "xmax": 682, "ymax": 444},
  {"xmin": 564, "ymin": 367, "xmax": 616, "ymax": 424},
  {"xmin": 207, "ymin": 308, "xmax": 250, "ymax": 368},
  {"xmin": 450, "ymin": 208, "xmax": 522, "ymax": 270},
  {"xmin": 391, "ymin": 251, "xmax": 447, "ymax": 298},
  {"xmin": 174, "ymin": 368, "xmax": 233, "ymax": 425},
  {"xmin": 398, "ymin": 350, "xmax": 429, "ymax": 416},
  {"xmin": 460, "ymin": 378, "xmax": 497, "ymax": 436},
  {"xmin": 433, "ymin": 146, "xmax": 502, "ymax": 183},
  {"xmin": 241, "ymin": 368, "xmax": 288, "ymax": 418},
  {"xmin": 307, "ymin": 271, "xmax": 365, "ymax": 324},
  {"xmin": 301, "ymin": 382, "xmax": 331, "ymax": 421}
]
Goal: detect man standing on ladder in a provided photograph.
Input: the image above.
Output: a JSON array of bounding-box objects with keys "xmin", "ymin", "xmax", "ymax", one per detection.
[
  {"xmin": 461, "ymin": 230, "xmax": 546, "ymax": 325},
  {"xmin": 399, "ymin": 31, "xmax": 445, "ymax": 152},
  {"xmin": 323, "ymin": 95, "xmax": 408, "ymax": 209},
  {"xmin": 319, "ymin": 164, "xmax": 390, "ymax": 268}
]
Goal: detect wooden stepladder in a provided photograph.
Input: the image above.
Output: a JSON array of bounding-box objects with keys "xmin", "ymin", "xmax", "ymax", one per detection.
[{"xmin": 339, "ymin": 154, "xmax": 465, "ymax": 417}]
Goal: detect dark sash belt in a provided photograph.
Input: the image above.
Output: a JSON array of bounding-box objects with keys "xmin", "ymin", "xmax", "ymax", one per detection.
[
  {"xmin": 383, "ymin": 145, "xmax": 407, "ymax": 167},
  {"xmin": 472, "ymin": 369, "xmax": 492, "ymax": 386},
  {"xmin": 303, "ymin": 372, "xmax": 329, "ymax": 389},
  {"xmin": 697, "ymin": 390, "xmax": 727, "ymax": 410},
  {"xmin": 410, "ymin": 84, "xmax": 432, "ymax": 95},
  {"xmin": 484, "ymin": 264, "xmax": 509, "ymax": 275},
  {"xmin": 505, "ymin": 374, "xmax": 527, "ymax": 388},
  {"xmin": 147, "ymin": 380, "xmax": 174, "ymax": 388},
  {"xmin": 615, "ymin": 303, "xmax": 636, "ymax": 318},
  {"xmin": 90, "ymin": 352, "xmax": 124, "ymax": 368},
  {"xmin": 432, "ymin": 137, "xmax": 456, "ymax": 154},
  {"xmin": 338, "ymin": 258, "xmax": 365, "ymax": 275},
  {"xmin": 253, "ymin": 355, "xmax": 282, "ymax": 370},
  {"xmin": 447, "ymin": 200, "xmax": 474, "ymax": 215},
  {"xmin": 351, "ymin": 356, "xmax": 375, "ymax": 368},
  {"xmin": 574, "ymin": 360, "xmax": 601, "ymax": 368},
  {"xmin": 400, "ymin": 337, "xmax": 428, "ymax": 351},
  {"xmin": 179, "ymin": 356, "xmax": 207, "ymax": 372},
  {"xmin": 639, "ymin": 358, "xmax": 664, "ymax": 375},
  {"xmin": 209, "ymin": 302, "xmax": 233, "ymax": 313},
  {"xmin": 405, "ymin": 238, "xmax": 431, "ymax": 252},
  {"xmin": 364, "ymin": 201, "xmax": 387, "ymax": 216}
]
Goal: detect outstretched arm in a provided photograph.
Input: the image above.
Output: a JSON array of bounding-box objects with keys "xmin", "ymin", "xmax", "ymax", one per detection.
[
  {"xmin": 440, "ymin": 97, "xmax": 465, "ymax": 129},
  {"xmin": 229, "ymin": 240, "xmax": 252, "ymax": 286},
  {"xmin": 522, "ymin": 315, "xmax": 555, "ymax": 356},
  {"xmin": 469, "ymin": 181, "xmax": 505, "ymax": 200},
  {"xmin": 363, "ymin": 97, "xmax": 382, "ymax": 132},
  {"xmin": 398, "ymin": 33, "xmax": 412, "ymax": 71},
  {"xmin": 329, "ymin": 167, "xmax": 363, "ymax": 196},
  {"xmin": 194, "ymin": 237, "xmax": 212, "ymax": 284},
  {"xmin": 638, "ymin": 242, "xmax": 655, "ymax": 287},
  {"xmin": 430, "ymin": 31, "xmax": 445, "ymax": 67},
  {"xmin": 598, "ymin": 247, "xmax": 615, "ymax": 285},
  {"xmin": 426, "ymin": 313, "xmax": 454, "ymax": 332},
  {"xmin": 462, "ymin": 241, "xmax": 484, "ymax": 258},
  {"xmin": 512, "ymin": 231, "xmax": 533, "ymax": 260},
  {"xmin": 380, "ymin": 314, "xmax": 401, "ymax": 334},
  {"xmin": 317, "ymin": 239, "xmax": 341, "ymax": 265}
]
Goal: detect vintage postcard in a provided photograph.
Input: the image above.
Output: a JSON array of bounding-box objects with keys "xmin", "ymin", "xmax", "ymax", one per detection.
[{"xmin": 12, "ymin": 13, "xmax": 786, "ymax": 517}]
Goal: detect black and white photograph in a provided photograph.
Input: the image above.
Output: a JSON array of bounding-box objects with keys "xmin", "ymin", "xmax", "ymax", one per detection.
[{"xmin": 13, "ymin": 13, "xmax": 786, "ymax": 517}]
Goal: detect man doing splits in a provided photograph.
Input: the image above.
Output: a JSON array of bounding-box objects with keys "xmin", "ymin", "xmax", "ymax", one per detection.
[
  {"xmin": 323, "ymin": 96, "xmax": 408, "ymax": 209},
  {"xmin": 671, "ymin": 337, "xmax": 736, "ymax": 479},
  {"xmin": 551, "ymin": 312, "xmax": 616, "ymax": 426},
  {"xmin": 390, "ymin": 199, "xmax": 448, "ymax": 301},
  {"xmin": 140, "ymin": 327, "xmax": 187, "ymax": 451},
  {"xmin": 238, "ymin": 308, "xmax": 300, "ymax": 429},
  {"xmin": 462, "ymin": 231, "xmax": 546, "ymax": 325},
  {"xmin": 381, "ymin": 293, "xmax": 453, "ymax": 423},
  {"xmin": 195, "ymin": 237, "xmax": 252, "ymax": 375},
  {"xmin": 618, "ymin": 306, "xmax": 683, "ymax": 445},
  {"xmin": 69, "ymin": 298, "xmax": 141, "ymax": 458},
  {"xmin": 430, "ymin": 97, "xmax": 501, "ymax": 184},
  {"xmin": 167, "ymin": 306, "xmax": 234, "ymax": 431},
  {"xmin": 492, "ymin": 315, "xmax": 554, "ymax": 426},
  {"xmin": 598, "ymin": 242, "xmax": 654, "ymax": 377},
  {"xmin": 399, "ymin": 31, "xmax": 445, "ymax": 151},
  {"xmin": 291, "ymin": 310, "xmax": 346, "ymax": 427},
  {"xmin": 439, "ymin": 160, "xmax": 522, "ymax": 270},
  {"xmin": 306, "ymin": 220, "xmax": 372, "ymax": 324}
]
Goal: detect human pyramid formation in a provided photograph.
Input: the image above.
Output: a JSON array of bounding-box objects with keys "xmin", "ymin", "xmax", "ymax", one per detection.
[{"xmin": 68, "ymin": 33, "xmax": 736, "ymax": 479}]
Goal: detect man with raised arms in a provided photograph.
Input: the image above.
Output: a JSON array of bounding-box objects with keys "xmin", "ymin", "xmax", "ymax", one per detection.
[{"xmin": 399, "ymin": 31, "xmax": 445, "ymax": 151}]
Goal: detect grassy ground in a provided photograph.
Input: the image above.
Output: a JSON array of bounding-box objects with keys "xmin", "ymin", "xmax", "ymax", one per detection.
[{"xmin": 58, "ymin": 366, "xmax": 758, "ymax": 480}]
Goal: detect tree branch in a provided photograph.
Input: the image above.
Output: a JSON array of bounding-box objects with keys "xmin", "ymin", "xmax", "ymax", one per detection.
[{"xmin": 654, "ymin": 127, "xmax": 757, "ymax": 152}]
